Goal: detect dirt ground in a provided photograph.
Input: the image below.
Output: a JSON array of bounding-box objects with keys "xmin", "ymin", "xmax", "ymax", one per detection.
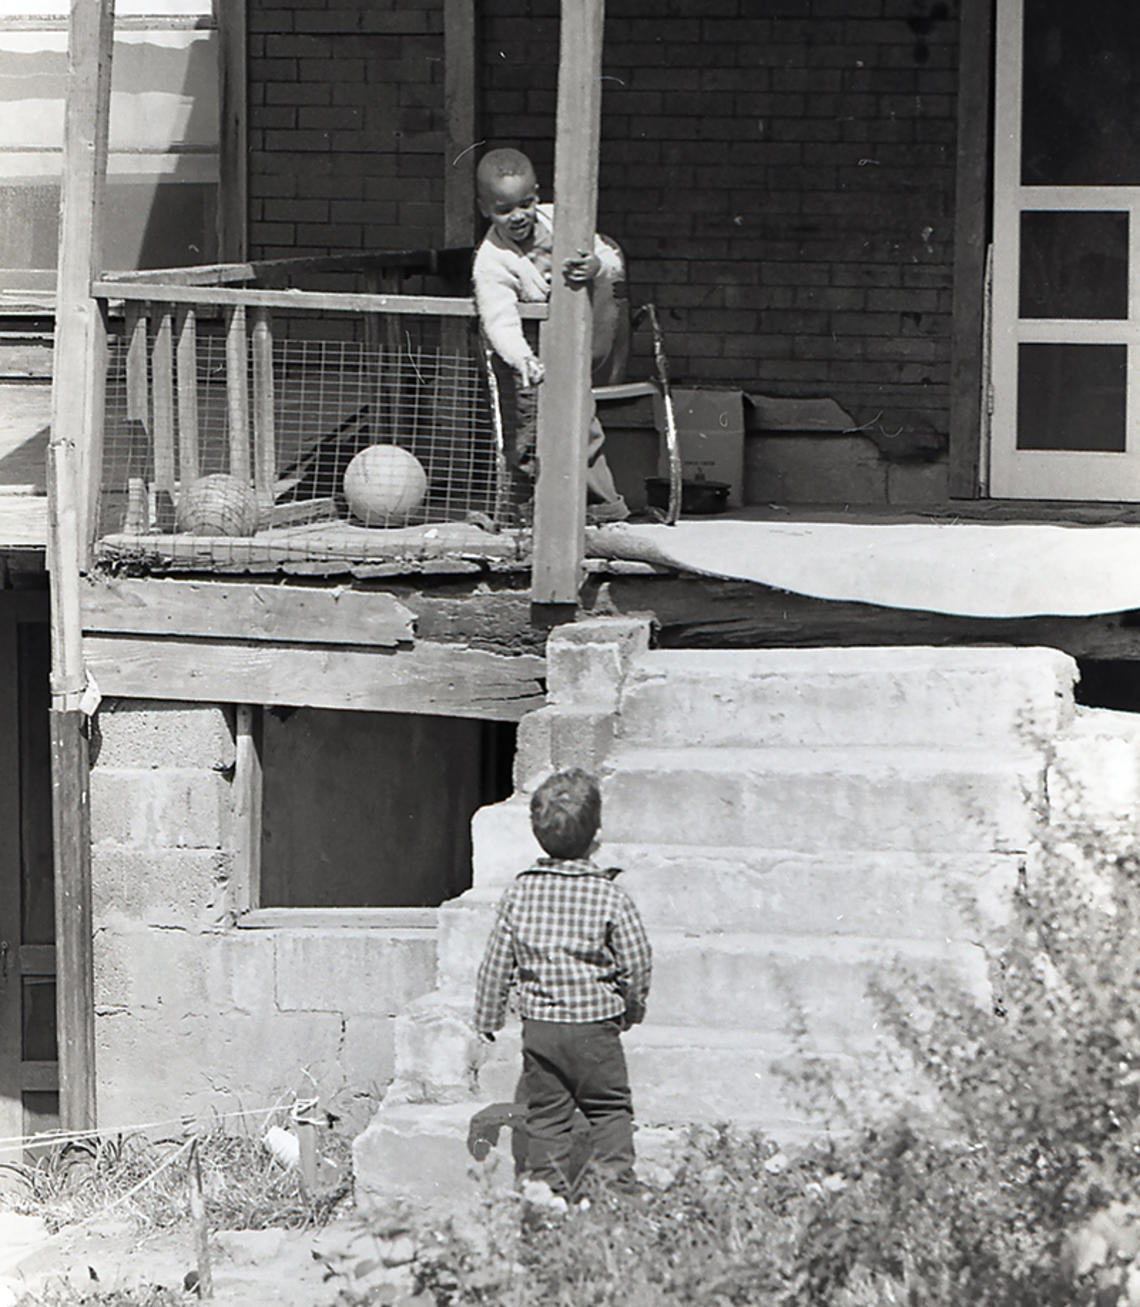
[{"xmin": 1, "ymin": 1211, "xmax": 357, "ymax": 1306}]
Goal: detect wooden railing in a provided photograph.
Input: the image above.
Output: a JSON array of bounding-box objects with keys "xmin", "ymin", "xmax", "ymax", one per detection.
[{"xmin": 89, "ymin": 251, "xmax": 548, "ymax": 566}]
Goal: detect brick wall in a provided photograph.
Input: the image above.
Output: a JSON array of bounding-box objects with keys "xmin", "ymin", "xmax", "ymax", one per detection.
[
  {"xmin": 248, "ymin": 0, "xmax": 446, "ymax": 272},
  {"xmin": 248, "ymin": 0, "xmax": 961, "ymax": 437}
]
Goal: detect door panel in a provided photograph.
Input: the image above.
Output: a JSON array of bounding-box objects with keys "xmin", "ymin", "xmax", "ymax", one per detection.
[
  {"xmin": 0, "ymin": 593, "xmax": 54, "ymax": 1159},
  {"xmin": 990, "ymin": 0, "xmax": 1140, "ymax": 499}
]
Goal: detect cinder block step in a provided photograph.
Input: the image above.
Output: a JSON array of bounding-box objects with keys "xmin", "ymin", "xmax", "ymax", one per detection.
[
  {"xmin": 617, "ymin": 646, "xmax": 1076, "ymax": 749},
  {"xmin": 602, "ymin": 746, "xmax": 1042, "ymax": 852},
  {"xmin": 434, "ymin": 849, "xmax": 1019, "ymax": 993},
  {"xmin": 642, "ymin": 929, "xmax": 991, "ymax": 1035}
]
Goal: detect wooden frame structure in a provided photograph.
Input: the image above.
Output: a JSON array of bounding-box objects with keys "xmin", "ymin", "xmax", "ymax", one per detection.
[{"xmin": 49, "ymin": 0, "xmax": 602, "ymax": 1126}]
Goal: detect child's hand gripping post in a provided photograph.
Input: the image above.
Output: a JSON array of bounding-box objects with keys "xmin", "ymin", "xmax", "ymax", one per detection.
[{"xmin": 563, "ymin": 248, "xmax": 601, "ymax": 286}]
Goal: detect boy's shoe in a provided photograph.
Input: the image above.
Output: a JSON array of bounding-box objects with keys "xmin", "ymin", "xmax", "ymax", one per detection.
[
  {"xmin": 586, "ymin": 498, "xmax": 630, "ymax": 525},
  {"xmin": 521, "ymin": 1177, "xmax": 570, "ymax": 1216}
]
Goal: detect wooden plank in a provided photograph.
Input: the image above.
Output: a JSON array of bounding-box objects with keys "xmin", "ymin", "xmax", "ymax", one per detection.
[
  {"xmin": 948, "ymin": 0, "xmax": 994, "ymax": 499},
  {"xmin": 80, "ymin": 576, "xmax": 416, "ymax": 646},
  {"xmin": 47, "ymin": 0, "xmax": 114, "ymax": 1134},
  {"xmin": 20, "ymin": 1062, "xmax": 59, "ymax": 1093},
  {"xmin": 251, "ymin": 307, "xmax": 276, "ymax": 510},
  {"xmin": 124, "ymin": 304, "xmax": 148, "ymax": 423},
  {"xmin": 531, "ymin": 0, "xmax": 605, "ymax": 605},
  {"xmin": 444, "ymin": 0, "xmax": 477, "ymax": 250},
  {"xmin": 225, "ymin": 305, "xmax": 250, "ymax": 481},
  {"xmin": 215, "ymin": 0, "xmax": 248, "ymax": 262},
  {"xmin": 176, "ymin": 306, "xmax": 201, "ymax": 486},
  {"xmin": 82, "ymin": 637, "xmax": 546, "ymax": 721},
  {"xmin": 151, "ymin": 305, "xmax": 176, "ymax": 498},
  {"xmin": 99, "ymin": 248, "xmax": 458, "ymax": 287},
  {"xmin": 93, "ymin": 281, "xmax": 547, "ymax": 319},
  {"xmin": 0, "ymin": 613, "xmax": 20, "ymax": 1151},
  {"xmin": 237, "ymin": 907, "xmax": 438, "ymax": 930},
  {"xmin": 50, "ymin": 709, "xmax": 95, "ymax": 1132},
  {"xmin": 231, "ymin": 705, "xmax": 262, "ymax": 917}
]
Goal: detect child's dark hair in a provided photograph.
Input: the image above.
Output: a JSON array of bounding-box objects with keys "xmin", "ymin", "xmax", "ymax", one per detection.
[{"xmin": 530, "ymin": 768, "xmax": 601, "ymax": 860}]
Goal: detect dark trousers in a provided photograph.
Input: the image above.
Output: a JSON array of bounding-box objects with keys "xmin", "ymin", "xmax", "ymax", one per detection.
[
  {"xmin": 490, "ymin": 359, "xmax": 626, "ymax": 509},
  {"xmin": 521, "ymin": 1017, "xmax": 636, "ymax": 1196}
]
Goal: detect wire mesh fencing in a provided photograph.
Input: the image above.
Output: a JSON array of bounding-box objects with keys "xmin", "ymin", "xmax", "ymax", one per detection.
[{"xmin": 97, "ymin": 306, "xmax": 522, "ymax": 570}]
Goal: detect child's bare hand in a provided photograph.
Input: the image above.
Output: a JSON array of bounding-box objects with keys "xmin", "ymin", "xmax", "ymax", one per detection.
[
  {"xmin": 517, "ymin": 355, "xmax": 545, "ymax": 386},
  {"xmin": 563, "ymin": 249, "xmax": 601, "ymax": 285}
]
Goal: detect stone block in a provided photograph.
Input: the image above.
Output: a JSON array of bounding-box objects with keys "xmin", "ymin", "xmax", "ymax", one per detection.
[
  {"xmin": 353, "ymin": 1101, "xmax": 517, "ymax": 1212},
  {"xmin": 387, "ymin": 992, "xmax": 479, "ymax": 1102},
  {"xmin": 1049, "ymin": 709, "xmax": 1140, "ymax": 848},
  {"xmin": 604, "ymin": 746, "xmax": 1043, "ymax": 853},
  {"xmin": 545, "ymin": 617, "xmax": 650, "ymax": 709},
  {"xmin": 471, "ymin": 796, "xmax": 542, "ymax": 888},
  {"xmin": 340, "ymin": 1015, "xmax": 399, "ymax": 1098},
  {"xmin": 90, "ymin": 768, "xmax": 232, "ymax": 850},
  {"xmin": 274, "ymin": 930, "xmax": 437, "ymax": 1015},
  {"xmin": 91, "ymin": 847, "xmax": 231, "ymax": 929},
  {"xmin": 93, "ymin": 701, "xmax": 233, "ymax": 771},
  {"xmin": 96, "ymin": 1009, "xmax": 346, "ymax": 1130},
  {"xmin": 93, "ymin": 924, "xmax": 275, "ymax": 1016},
  {"xmin": 617, "ymin": 646, "xmax": 1077, "ymax": 750}
]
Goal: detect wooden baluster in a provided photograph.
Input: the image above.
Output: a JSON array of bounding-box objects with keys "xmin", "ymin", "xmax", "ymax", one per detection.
[
  {"xmin": 151, "ymin": 303, "xmax": 176, "ymax": 529},
  {"xmin": 251, "ymin": 306, "xmax": 276, "ymax": 513},
  {"xmin": 176, "ymin": 305, "xmax": 200, "ymax": 488},
  {"xmin": 125, "ymin": 302, "xmax": 149, "ymax": 424},
  {"xmin": 225, "ymin": 304, "xmax": 251, "ymax": 482}
]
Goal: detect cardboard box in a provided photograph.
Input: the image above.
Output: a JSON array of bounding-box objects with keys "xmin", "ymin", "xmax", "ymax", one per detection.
[{"xmin": 656, "ymin": 388, "xmax": 746, "ymax": 507}]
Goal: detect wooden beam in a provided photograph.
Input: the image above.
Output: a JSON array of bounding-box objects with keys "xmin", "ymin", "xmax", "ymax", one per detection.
[
  {"xmin": 48, "ymin": 0, "xmax": 115, "ymax": 1134},
  {"xmin": 587, "ymin": 572, "xmax": 1140, "ymax": 663},
  {"xmin": 80, "ymin": 576, "xmax": 416, "ymax": 646},
  {"xmin": 151, "ymin": 305, "xmax": 176, "ymax": 500},
  {"xmin": 443, "ymin": 0, "xmax": 477, "ymax": 250},
  {"xmin": 948, "ymin": 0, "xmax": 994, "ymax": 499},
  {"xmin": 82, "ymin": 637, "xmax": 545, "ymax": 720},
  {"xmin": 225, "ymin": 305, "xmax": 250, "ymax": 481},
  {"xmin": 531, "ymin": 0, "xmax": 605, "ymax": 605},
  {"xmin": 230, "ymin": 705, "xmax": 262, "ymax": 917},
  {"xmin": 214, "ymin": 0, "xmax": 247, "ymax": 262},
  {"xmin": 176, "ymin": 306, "xmax": 201, "ymax": 486},
  {"xmin": 251, "ymin": 307, "xmax": 276, "ymax": 511},
  {"xmin": 94, "ymin": 281, "xmax": 546, "ymax": 319}
]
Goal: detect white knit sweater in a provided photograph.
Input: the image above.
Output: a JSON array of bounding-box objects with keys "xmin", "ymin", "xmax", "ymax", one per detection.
[{"xmin": 472, "ymin": 202, "xmax": 626, "ymax": 376}]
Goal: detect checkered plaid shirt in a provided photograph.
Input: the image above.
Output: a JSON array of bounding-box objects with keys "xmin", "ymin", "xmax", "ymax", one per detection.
[{"xmin": 474, "ymin": 858, "xmax": 653, "ymax": 1031}]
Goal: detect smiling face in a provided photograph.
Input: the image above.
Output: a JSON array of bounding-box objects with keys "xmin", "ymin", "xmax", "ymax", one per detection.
[{"xmin": 478, "ymin": 164, "xmax": 539, "ymax": 247}]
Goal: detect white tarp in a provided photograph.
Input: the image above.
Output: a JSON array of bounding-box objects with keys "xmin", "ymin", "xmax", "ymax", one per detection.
[{"xmin": 587, "ymin": 519, "xmax": 1140, "ymax": 619}]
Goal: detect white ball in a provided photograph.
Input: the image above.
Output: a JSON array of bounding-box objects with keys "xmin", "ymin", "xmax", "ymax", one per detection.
[
  {"xmin": 343, "ymin": 444, "xmax": 427, "ymax": 525},
  {"xmin": 176, "ymin": 473, "xmax": 260, "ymax": 536}
]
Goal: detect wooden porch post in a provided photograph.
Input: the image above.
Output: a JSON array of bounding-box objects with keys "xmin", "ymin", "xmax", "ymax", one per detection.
[
  {"xmin": 48, "ymin": 0, "xmax": 115, "ymax": 1133},
  {"xmin": 215, "ymin": 0, "xmax": 248, "ymax": 262},
  {"xmin": 531, "ymin": 0, "xmax": 604, "ymax": 607}
]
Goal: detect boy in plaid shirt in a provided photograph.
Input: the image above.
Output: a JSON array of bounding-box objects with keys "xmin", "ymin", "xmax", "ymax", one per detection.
[{"xmin": 474, "ymin": 768, "xmax": 652, "ymax": 1201}]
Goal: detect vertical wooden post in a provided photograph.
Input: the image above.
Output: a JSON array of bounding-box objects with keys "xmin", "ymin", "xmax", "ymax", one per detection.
[
  {"xmin": 48, "ymin": 0, "xmax": 115, "ymax": 1135},
  {"xmin": 151, "ymin": 304, "xmax": 176, "ymax": 506},
  {"xmin": 176, "ymin": 305, "xmax": 200, "ymax": 487},
  {"xmin": 251, "ymin": 307, "xmax": 276, "ymax": 513},
  {"xmin": 225, "ymin": 305, "xmax": 251, "ymax": 482},
  {"xmin": 948, "ymin": 0, "xmax": 994, "ymax": 499},
  {"xmin": 444, "ymin": 0, "xmax": 477, "ymax": 253},
  {"xmin": 214, "ymin": 0, "xmax": 247, "ymax": 262},
  {"xmin": 531, "ymin": 0, "xmax": 604, "ymax": 607},
  {"xmin": 231, "ymin": 705, "xmax": 262, "ymax": 918}
]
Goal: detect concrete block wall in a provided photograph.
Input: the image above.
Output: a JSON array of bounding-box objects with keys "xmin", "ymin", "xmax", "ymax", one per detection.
[
  {"xmin": 245, "ymin": 0, "xmax": 960, "ymax": 444},
  {"xmin": 90, "ymin": 701, "xmax": 437, "ymax": 1133}
]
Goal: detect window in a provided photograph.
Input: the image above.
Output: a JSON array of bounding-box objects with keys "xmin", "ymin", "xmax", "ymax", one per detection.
[
  {"xmin": 0, "ymin": 0, "xmax": 222, "ymax": 299},
  {"xmin": 236, "ymin": 706, "xmax": 516, "ymax": 917}
]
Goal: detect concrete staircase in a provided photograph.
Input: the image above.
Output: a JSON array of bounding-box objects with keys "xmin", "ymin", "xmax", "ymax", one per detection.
[{"xmin": 354, "ymin": 619, "xmax": 1140, "ymax": 1208}]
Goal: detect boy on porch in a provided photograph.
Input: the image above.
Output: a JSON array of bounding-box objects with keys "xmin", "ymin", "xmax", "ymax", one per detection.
[
  {"xmin": 473, "ymin": 767, "xmax": 652, "ymax": 1207},
  {"xmin": 472, "ymin": 147, "xmax": 631, "ymax": 523}
]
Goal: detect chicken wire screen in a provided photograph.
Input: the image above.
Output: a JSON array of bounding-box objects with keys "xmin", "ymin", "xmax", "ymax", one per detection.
[{"xmin": 97, "ymin": 311, "xmax": 514, "ymax": 567}]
